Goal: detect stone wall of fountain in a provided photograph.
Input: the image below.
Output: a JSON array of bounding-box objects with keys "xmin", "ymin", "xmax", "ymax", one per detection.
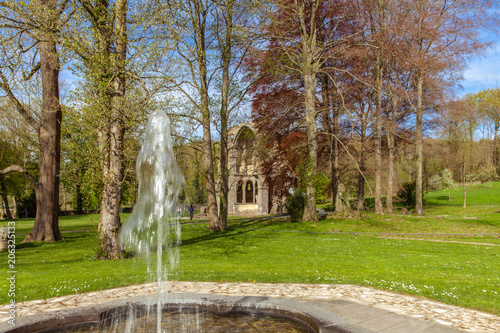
[{"xmin": 0, "ymin": 293, "xmax": 372, "ymax": 333}]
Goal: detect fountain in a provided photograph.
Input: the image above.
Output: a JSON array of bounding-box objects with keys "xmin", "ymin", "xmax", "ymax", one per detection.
[
  {"xmin": 0, "ymin": 111, "xmax": 369, "ymax": 333},
  {"xmin": 117, "ymin": 110, "xmax": 185, "ymax": 332}
]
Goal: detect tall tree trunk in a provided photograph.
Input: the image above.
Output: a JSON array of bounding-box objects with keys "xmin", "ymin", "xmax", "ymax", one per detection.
[
  {"xmin": 214, "ymin": 0, "xmax": 234, "ymax": 231},
  {"xmin": 218, "ymin": 114, "xmax": 228, "ymax": 231},
  {"xmin": 494, "ymin": 123, "xmax": 499, "ymax": 172},
  {"xmin": 463, "ymin": 159, "xmax": 467, "ymax": 208},
  {"xmin": 297, "ymin": 0, "xmax": 319, "ymax": 222},
  {"xmin": 374, "ymin": 57, "xmax": 383, "ymax": 215},
  {"xmin": 303, "ymin": 71, "xmax": 318, "ymax": 222},
  {"xmin": 386, "ymin": 90, "xmax": 397, "ymax": 213},
  {"xmin": 192, "ymin": 0, "xmax": 219, "ymax": 228},
  {"xmin": 202, "ymin": 99, "xmax": 219, "ymax": 227},
  {"xmin": 331, "ymin": 111, "xmax": 339, "ymax": 211},
  {"xmin": 24, "ymin": 30, "xmax": 63, "ymax": 242},
  {"xmin": 357, "ymin": 104, "xmax": 368, "ymax": 210},
  {"xmin": 98, "ymin": 0, "xmax": 127, "ymax": 259},
  {"xmin": 415, "ymin": 73, "xmax": 424, "ymax": 215},
  {"xmin": 357, "ymin": 142, "xmax": 366, "ymax": 210},
  {"xmin": 320, "ymin": 74, "xmax": 339, "ymax": 212},
  {"xmin": 76, "ymin": 169, "xmax": 83, "ymax": 214}
]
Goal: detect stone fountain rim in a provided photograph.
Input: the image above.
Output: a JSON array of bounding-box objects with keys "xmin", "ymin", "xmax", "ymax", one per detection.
[{"xmin": 0, "ymin": 292, "xmax": 373, "ymax": 333}]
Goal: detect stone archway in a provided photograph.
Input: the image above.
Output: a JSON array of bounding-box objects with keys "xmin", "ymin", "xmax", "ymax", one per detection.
[{"xmin": 227, "ymin": 123, "xmax": 270, "ymax": 216}]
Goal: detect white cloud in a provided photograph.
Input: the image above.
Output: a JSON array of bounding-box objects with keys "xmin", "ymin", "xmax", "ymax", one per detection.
[{"xmin": 460, "ymin": 47, "xmax": 500, "ymax": 96}]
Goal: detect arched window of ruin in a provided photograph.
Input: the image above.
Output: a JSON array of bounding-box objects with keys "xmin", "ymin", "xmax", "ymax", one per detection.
[
  {"xmin": 255, "ymin": 181, "xmax": 258, "ymax": 203},
  {"xmin": 237, "ymin": 180, "xmax": 243, "ymax": 203},
  {"xmin": 245, "ymin": 180, "xmax": 253, "ymax": 203},
  {"xmin": 236, "ymin": 127, "xmax": 255, "ymax": 175}
]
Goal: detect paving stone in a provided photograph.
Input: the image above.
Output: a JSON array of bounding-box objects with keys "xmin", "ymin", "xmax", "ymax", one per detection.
[
  {"xmin": 354, "ymin": 313, "xmax": 410, "ymax": 332},
  {"xmin": 340, "ymin": 305, "xmax": 391, "ymax": 322},
  {"xmin": 308, "ymin": 299, "xmax": 367, "ymax": 316},
  {"xmin": 378, "ymin": 317, "xmax": 436, "ymax": 333},
  {"xmin": 423, "ymin": 324, "xmax": 466, "ymax": 333}
]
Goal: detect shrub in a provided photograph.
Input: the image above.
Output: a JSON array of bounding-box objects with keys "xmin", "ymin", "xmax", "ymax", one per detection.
[
  {"xmin": 428, "ymin": 174, "xmax": 441, "ymax": 191},
  {"xmin": 316, "ymin": 172, "xmax": 329, "ymax": 204},
  {"xmin": 396, "ymin": 181, "xmax": 417, "ymax": 208},
  {"xmin": 285, "ymin": 190, "xmax": 305, "ymax": 222}
]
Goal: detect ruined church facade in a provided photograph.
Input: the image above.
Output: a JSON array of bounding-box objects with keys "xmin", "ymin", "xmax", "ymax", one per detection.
[{"xmin": 227, "ymin": 123, "xmax": 271, "ymax": 216}]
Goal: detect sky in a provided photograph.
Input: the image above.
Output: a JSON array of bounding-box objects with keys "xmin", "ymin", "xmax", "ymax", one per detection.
[
  {"xmin": 60, "ymin": 34, "xmax": 500, "ymax": 102},
  {"xmin": 460, "ymin": 45, "xmax": 500, "ymax": 97}
]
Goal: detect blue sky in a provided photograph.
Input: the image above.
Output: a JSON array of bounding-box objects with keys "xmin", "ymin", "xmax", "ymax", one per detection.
[
  {"xmin": 60, "ymin": 37, "xmax": 500, "ymax": 101},
  {"xmin": 460, "ymin": 44, "xmax": 500, "ymax": 96}
]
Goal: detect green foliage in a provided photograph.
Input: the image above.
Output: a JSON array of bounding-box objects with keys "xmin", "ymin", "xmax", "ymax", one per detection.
[
  {"xmin": 176, "ymin": 142, "xmax": 207, "ymax": 205},
  {"xmin": 427, "ymin": 169, "xmax": 456, "ymax": 201},
  {"xmin": 396, "ymin": 181, "xmax": 417, "ymax": 207},
  {"xmin": 315, "ymin": 172, "xmax": 329, "ymax": 204},
  {"xmin": 17, "ymin": 187, "xmax": 36, "ymax": 218},
  {"xmin": 440, "ymin": 169, "xmax": 455, "ymax": 189},
  {"xmin": 60, "ymin": 107, "xmax": 102, "ymax": 212},
  {"xmin": 361, "ymin": 196, "xmax": 387, "ymax": 211},
  {"xmin": 428, "ymin": 174, "xmax": 441, "ymax": 191},
  {"xmin": 0, "ymin": 134, "xmax": 36, "ymax": 215},
  {"xmin": 428, "ymin": 169, "xmax": 455, "ymax": 190},
  {"xmin": 285, "ymin": 190, "xmax": 305, "ymax": 222},
  {"xmin": 467, "ymin": 168, "xmax": 499, "ymax": 183}
]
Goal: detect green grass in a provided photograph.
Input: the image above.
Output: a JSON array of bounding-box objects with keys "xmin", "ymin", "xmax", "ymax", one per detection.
[
  {"xmin": 178, "ymin": 228, "xmax": 499, "ymax": 313},
  {"xmin": 427, "ymin": 181, "xmax": 500, "ymax": 207},
  {"xmin": 0, "ymin": 181, "xmax": 499, "ymax": 316},
  {"xmin": 6, "ymin": 214, "xmax": 113, "ymax": 235}
]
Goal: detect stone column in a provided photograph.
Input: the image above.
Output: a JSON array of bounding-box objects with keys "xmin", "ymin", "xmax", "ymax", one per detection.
[{"xmin": 260, "ymin": 182, "xmax": 269, "ymax": 215}]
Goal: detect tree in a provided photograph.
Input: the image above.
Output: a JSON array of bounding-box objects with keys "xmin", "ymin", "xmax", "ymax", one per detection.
[
  {"xmin": 440, "ymin": 168, "xmax": 455, "ymax": 201},
  {"xmin": 470, "ymin": 88, "xmax": 500, "ymax": 173},
  {"xmin": 175, "ymin": 141, "xmax": 207, "ymax": 205},
  {"xmin": 441, "ymin": 98, "xmax": 477, "ymax": 207},
  {"xmin": 161, "ymin": 0, "xmax": 220, "ymax": 229},
  {"xmin": 369, "ymin": 0, "xmax": 386, "ymax": 215},
  {"xmin": 250, "ymin": 73, "xmax": 307, "ymax": 201},
  {"xmin": 215, "ymin": 0, "xmax": 235, "ymax": 231},
  {"xmin": 0, "ymin": 105, "xmax": 37, "ymax": 219},
  {"xmin": 0, "ymin": 0, "xmax": 70, "ymax": 242},
  {"xmin": 401, "ymin": 0, "xmax": 494, "ymax": 215},
  {"xmin": 0, "ymin": 136, "xmax": 26, "ymax": 219},
  {"xmin": 66, "ymin": 0, "xmax": 129, "ymax": 258},
  {"xmin": 252, "ymin": 0, "xmax": 354, "ymax": 221},
  {"xmin": 212, "ymin": 0, "xmax": 257, "ymax": 230}
]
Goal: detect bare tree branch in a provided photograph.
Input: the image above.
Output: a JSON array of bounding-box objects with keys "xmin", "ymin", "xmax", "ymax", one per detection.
[
  {"xmin": 0, "ymin": 71, "xmax": 41, "ymax": 134},
  {"xmin": 0, "ymin": 165, "xmax": 38, "ymax": 189}
]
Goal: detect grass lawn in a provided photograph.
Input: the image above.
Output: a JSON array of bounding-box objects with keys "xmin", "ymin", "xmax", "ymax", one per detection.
[{"xmin": 0, "ymin": 182, "xmax": 499, "ymax": 316}]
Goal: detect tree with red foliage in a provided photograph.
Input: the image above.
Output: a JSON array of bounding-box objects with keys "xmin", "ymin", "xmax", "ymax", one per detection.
[
  {"xmin": 252, "ymin": 80, "xmax": 307, "ymax": 199},
  {"xmin": 248, "ymin": 0, "xmax": 356, "ymax": 221}
]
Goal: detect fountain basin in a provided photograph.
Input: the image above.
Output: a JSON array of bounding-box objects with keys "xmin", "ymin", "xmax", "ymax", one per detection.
[{"xmin": 0, "ymin": 293, "xmax": 373, "ymax": 333}]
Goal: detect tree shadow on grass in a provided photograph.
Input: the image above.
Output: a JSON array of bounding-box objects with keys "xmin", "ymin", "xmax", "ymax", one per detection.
[
  {"xmin": 180, "ymin": 228, "xmax": 260, "ymax": 259},
  {"xmin": 181, "ymin": 228, "xmax": 252, "ymax": 247},
  {"xmin": 15, "ymin": 242, "xmax": 37, "ymax": 250},
  {"xmin": 228, "ymin": 216, "xmax": 292, "ymax": 230}
]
